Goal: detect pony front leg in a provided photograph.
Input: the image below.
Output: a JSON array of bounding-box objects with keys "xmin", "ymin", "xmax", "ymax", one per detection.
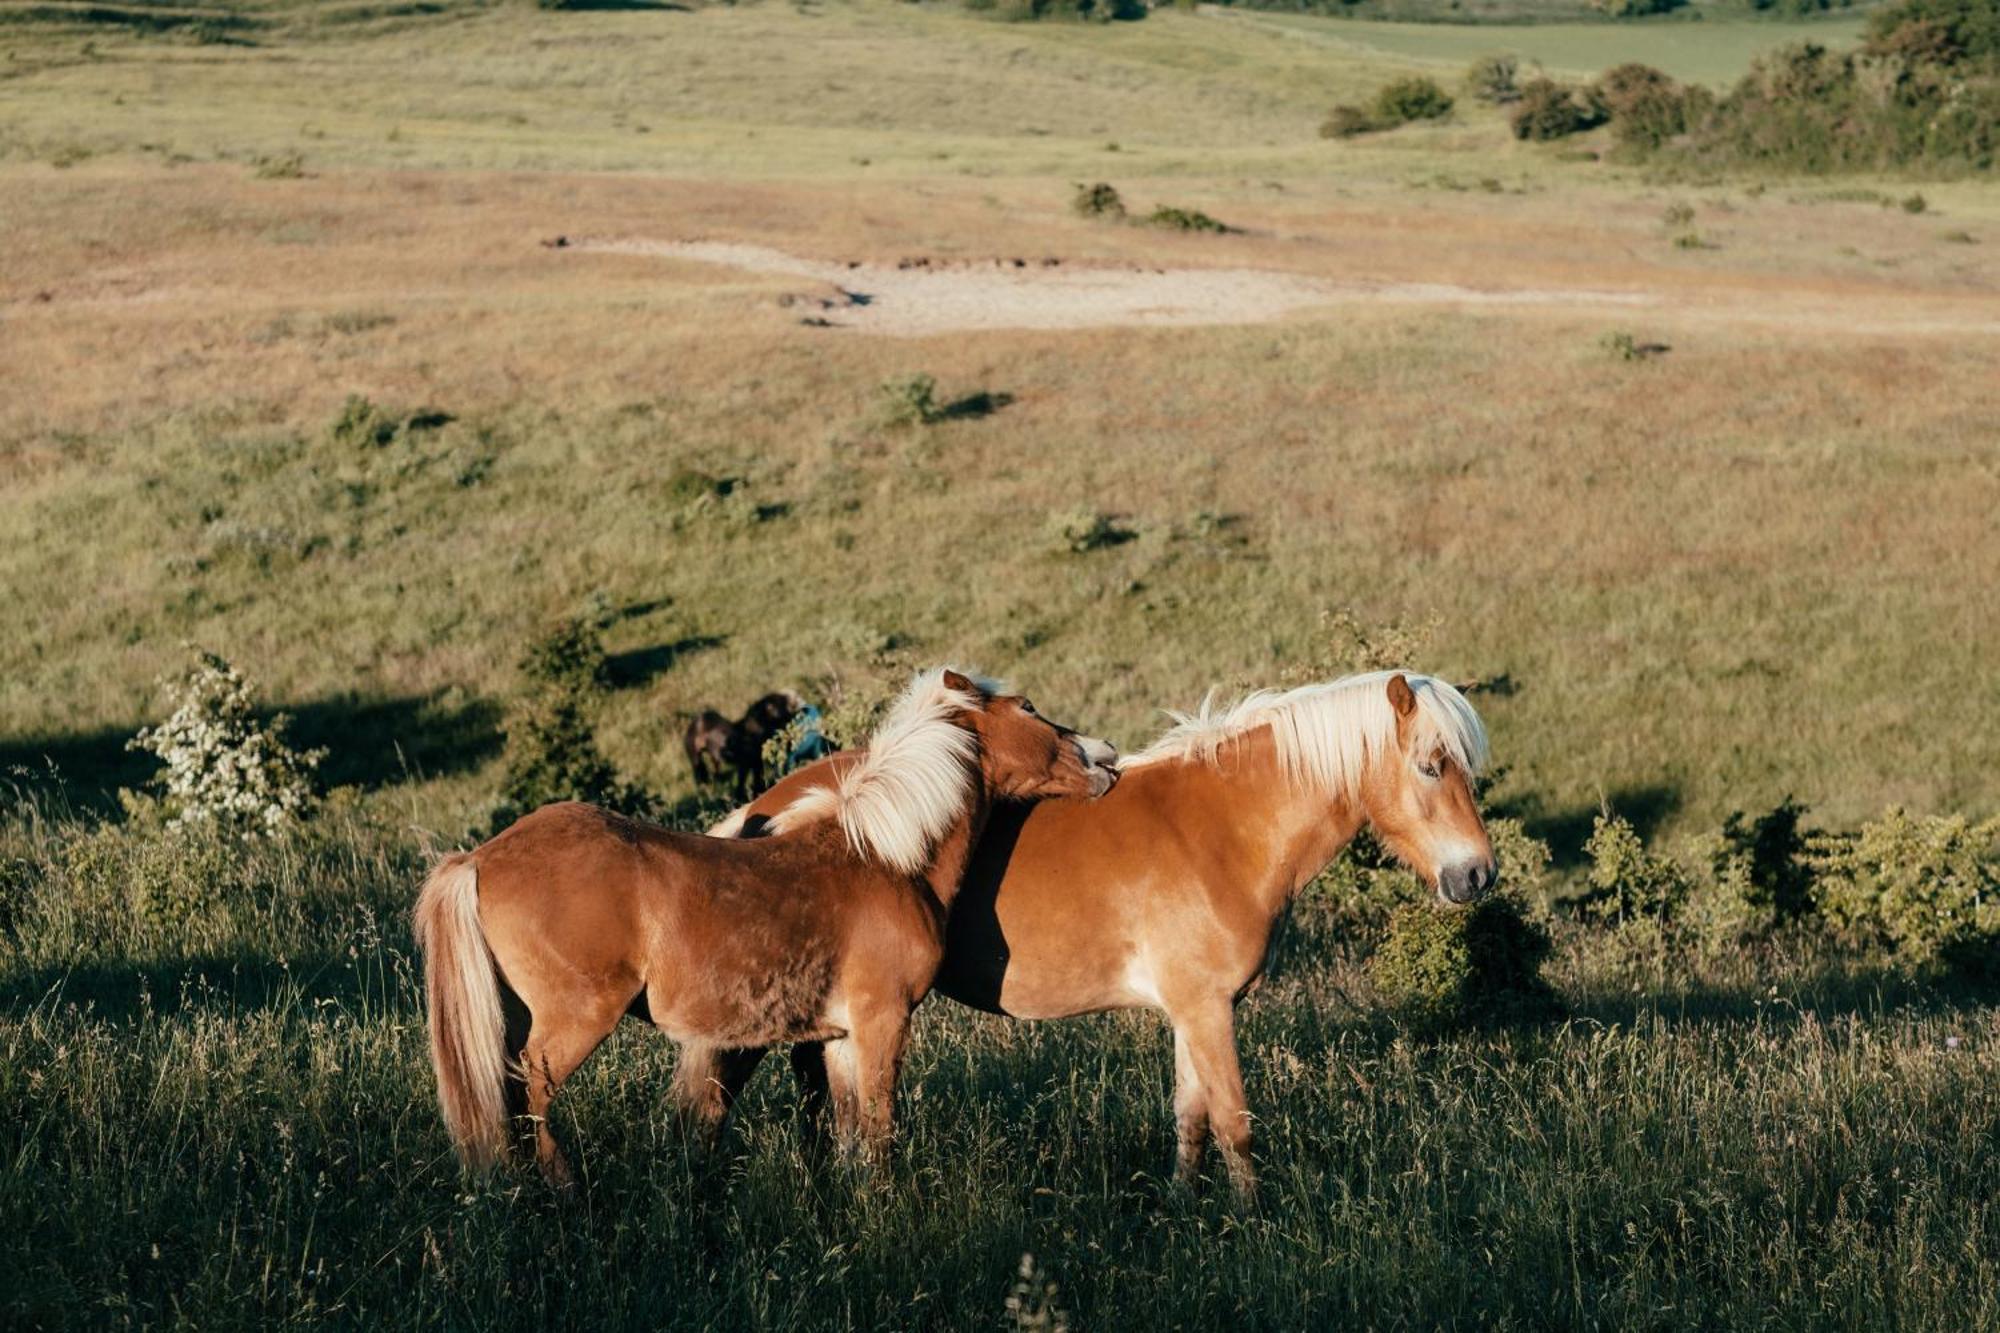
[
  {"xmin": 1170, "ymin": 998, "xmax": 1256, "ymax": 1200},
  {"xmin": 1171, "ymin": 1027, "xmax": 1210, "ymax": 1187},
  {"xmin": 823, "ymin": 1009, "xmax": 913, "ymax": 1165}
]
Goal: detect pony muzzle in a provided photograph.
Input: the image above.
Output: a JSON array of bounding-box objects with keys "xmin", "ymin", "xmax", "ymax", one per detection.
[
  {"xmin": 1071, "ymin": 734, "xmax": 1120, "ymax": 797},
  {"xmin": 1437, "ymin": 858, "xmax": 1497, "ymax": 907}
]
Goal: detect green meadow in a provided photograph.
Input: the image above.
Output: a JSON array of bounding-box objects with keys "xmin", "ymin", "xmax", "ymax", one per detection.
[{"xmin": 3, "ymin": 0, "xmax": 1997, "ymax": 1327}]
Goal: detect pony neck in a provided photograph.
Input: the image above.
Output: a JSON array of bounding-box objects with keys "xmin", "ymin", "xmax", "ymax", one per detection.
[
  {"xmin": 917, "ymin": 790, "xmax": 990, "ymax": 914},
  {"xmin": 1173, "ymin": 724, "xmax": 1369, "ymax": 922}
]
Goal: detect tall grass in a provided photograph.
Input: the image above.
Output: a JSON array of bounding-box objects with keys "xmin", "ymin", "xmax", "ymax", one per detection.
[{"xmin": 3, "ymin": 809, "xmax": 1998, "ymax": 1328}]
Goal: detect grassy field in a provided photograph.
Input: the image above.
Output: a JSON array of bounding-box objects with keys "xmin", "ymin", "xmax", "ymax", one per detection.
[
  {"xmin": 3, "ymin": 0, "xmax": 1999, "ymax": 1327},
  {"xmin": 1244, "ymin": 8, "xmax": 1873, "ymax": 85}
]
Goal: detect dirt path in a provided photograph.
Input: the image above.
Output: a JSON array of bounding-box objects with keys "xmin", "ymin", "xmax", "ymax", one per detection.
[
  {"xmin": 575, "ymin": 239, "xmax": 1658, "ymax": 335},
  {"xmin": 573, "ymin": 239, "xmax": 2000, "ymax": 339}
]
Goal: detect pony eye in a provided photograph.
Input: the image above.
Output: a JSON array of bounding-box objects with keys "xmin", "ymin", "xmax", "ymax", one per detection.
[
  {"xmin": 1417, "ymin": 758, "xmax": 1442, "ymax": 780},
  {"xmin": 1019, "ymin": 699, "xmax": 1037, "ymax": 716}
]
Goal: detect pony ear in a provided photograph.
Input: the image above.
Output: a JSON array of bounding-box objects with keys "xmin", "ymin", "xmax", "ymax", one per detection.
[
  {"xmin": 940, "ymin": 669, "xmax": 976, "ymax": 695},
  {"xmin": 1386, "ymin": 673, "xmax": 1418, "ymax": 720}
]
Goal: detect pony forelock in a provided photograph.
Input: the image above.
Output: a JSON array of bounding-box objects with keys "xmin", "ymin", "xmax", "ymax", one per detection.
[
  {"xmin": 1124, "ymin": 670, "xmax": 1488, "ymax": 796},
  {"xmin": 766, "ymin": 667, "xmax": 990, "ymax": 874}
]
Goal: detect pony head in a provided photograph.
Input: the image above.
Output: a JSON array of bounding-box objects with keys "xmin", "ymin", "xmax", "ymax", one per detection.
[{"xmin": 1358, "ymin": 673, "xmax": 1497, "ymax": 906}]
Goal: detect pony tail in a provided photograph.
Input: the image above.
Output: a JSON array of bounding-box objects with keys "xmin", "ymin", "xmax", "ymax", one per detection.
[{"xmin": 413, "ymin": 856, "xmax": 510, "ymax": 1170}]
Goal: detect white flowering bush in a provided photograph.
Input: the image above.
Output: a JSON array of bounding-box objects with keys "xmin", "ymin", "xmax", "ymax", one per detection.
[{"xmin": 128, "ymin": 652, "xmax": 324, "ymax": 834}]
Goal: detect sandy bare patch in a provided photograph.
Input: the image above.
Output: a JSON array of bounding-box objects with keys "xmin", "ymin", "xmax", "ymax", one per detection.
[{"xmin": 574, "ymin": 239, "xmax": 1656, "ymax": 336}]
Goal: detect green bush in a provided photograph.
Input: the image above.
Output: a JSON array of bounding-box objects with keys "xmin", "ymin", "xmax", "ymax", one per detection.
[
  {"xmin": 1577, "ymin": 811, "xmax": 1693, "ymax": 926},
  {"xmin": 877, "ymin": 373, "xmax": 944, "ymax": 427},
  {"xmin": 1594, "ymin": 63, "xmax": 1711, "ymax": 151},
  {"xmin": 492, "ymin": 616, "xmax": 646, "ymax": 828},
  {"xmin": 1465, "ymin": 53, "xmax": 1521, "ymax": 106},
  {"xmin": 1372, "ymin": 76, "xmax": 1454, "ymax": 125},
  {"xmin": 1143, "ymin": 205, "xmax": 1229, "ymax": 233},
  {"xmin": 329, "ymin": 394, "xmax": 399, "ymax": 449},
  {"xmin": 1072, "ymin": 181, "xmax": 1126, "ymax": 219},
  {"xmin": 1320, "ymin": 105, "xmax": 1377, "ymax": 138},
  {"xmin": 1717, "ymin": 796, "xmax": 1815, "ymax": 922},
  {"xmin": 1369, "ymin": 896, "xmax": 1556, "ymax": 1035},
  {"xmin": 1045, "ymin": 507, "xmax": 1133, "ymax": 554},
  {"xmin": 127, "ymin": 653, "xmax": 324, "ymax": 836},
  {"xmin": 1510, "ymin": 79, "xmax": 1604, "ymax": 142},
  {"xmin": 1809, "ymin": 809, "xmax": 2000, "ymax": 969}
]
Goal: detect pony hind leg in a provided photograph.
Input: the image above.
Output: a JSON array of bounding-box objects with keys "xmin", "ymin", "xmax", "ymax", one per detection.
[
  {"xmin": 516, "ymin": 1000, "xmax": 627, "ymax": 1189},
  {"xmin": 669, "ymin": 1042, "xmax": 768, "ymax": 1148},
  {"xmin": 789, "ymin": 1040, "xmax": 831, "ymax": 1135}
]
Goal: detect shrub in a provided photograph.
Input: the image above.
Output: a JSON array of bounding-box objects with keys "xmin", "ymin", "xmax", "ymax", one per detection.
[
  {"xmin": 1072, "ymin": 181, "xmax": 1126, "ymax": 219},
  {"xmin": 1372, "ymin": 76, "xmax": 1454, "ymax": 125},
  {"xmin": 128, "ymin": 652, "xmax": 324, "ymax": 836},
  {"xmin": 1594, "ymin": 64, "xmax": 1709, "ymax": 151},
  {"xmin": 1510, "ymin": 79, "xmax": 1604, "ymax": 141},
  {"xmin": 251, "ymin": 151, "xmax": 304, "ymax": 180},
  {"xmin": 1320, "ymin": 105, "xmax": 1377, "ymax": 139},
  {"xmin": 1045, "ymin": 507, "xmax": 1133, "ymax": 554},
  {"xmin": 1717, "ymin": 796, "xmax": 1815, "ymax": 922},
  {"xmin": 492, "ymin": 616, "xmax": 646, "ymax": 827},
  {"xmin": 329, "ymin": 394, "xmax": 399, "ymax": 449},
  {"xmin": 1577, "ymin": 811, "xmax": 1692, "ymax": 925},
  {"xmin": 1902, "ymin": 192, "xmax": 1929, "ymax": 213},
  {"xmin": 877, "ymin": 373, "xmax": 944, "ymax": 427},
  {"xmin": 1144, "ymin": 205, "xmax": 1229, "ymax": 233},
  {"xmin": 1465, "ymin": 53, "xmax": 1521, "ymax": 105},
  {"xmin": 1369, "ymin": 896, "xmax": 1556, "ymax": 1035},
  {"xmin": 1809, "ymin": 809, "xmax": 2000, "ymax": 969}
]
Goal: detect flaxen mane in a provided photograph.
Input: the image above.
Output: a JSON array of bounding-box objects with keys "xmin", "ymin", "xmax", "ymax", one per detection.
[
  {"xmin": 763, "ymin": 668, "xmax": 993, "ymax": 874},
  {"xmin": 1124, "ymin": 671, "xmax": 1488, "ymax": 795}
]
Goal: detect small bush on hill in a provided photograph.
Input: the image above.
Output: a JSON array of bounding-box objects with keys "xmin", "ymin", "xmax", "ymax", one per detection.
[
  {"xmin": 1046, "ymin": 508, "xmax": 1133, "ymax": 554},
  {"xmin": 1465, "ymin": 53, "xmax": 1521, "ymax": 106},
  {"xmin": 1320, "ymin": 105, "xmax": 1377, "ymax": 138},
  {"xmin": 1369, "ymin": 895, "xmax": 1556, "ymax": 1035},
  {"xmin": 1510, "ymin": 79, "xmax": 1605, "ymax": 141},
  {"xmin": 877, "ymin": 373, "xmax": 944, "ymax": 427},
  {"xmin": 1590, "ymin": 0, "xmax": 1685, "ymax": 14},
  {"xmin": 1072, "ymin": 181, "xmax": 1126, "ymax": 219},
  {"xmin": 492, "ymin": 615, "xmax": 647, "ymax": 827},
  {"xmin": 972, "ymin": 0, "xmax": 1145, "ymax": 22},
  {"xmin": 1577, "ymin": 811, "xmax": 1693, "ymax": 926},
  {"xmin": 127, "ymin": 653, "xmax": 325, "ymax": 837},
  {"xmin": 1809, "ymin": 808, "xmax": 2000, "ymax": 970},
  {"xmin": 1144, "ymin": 205, "xmax": 1229, "ymax": 233},
  {"xmin": 330, "ymin": 394, "xmax": 399, "ymax": 449},
  {"xmin": 1372, "ymin": 76, "xmax": 1454, "ymax": 125},
  {"xmin": 1717, "ymin": 796, "xmax": 1815, "ymax": 923}
]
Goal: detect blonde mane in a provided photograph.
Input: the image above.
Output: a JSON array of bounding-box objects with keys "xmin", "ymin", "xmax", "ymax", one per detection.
[
  {"xmin": 1123, "ymin": 670, "xmax": 1488, "ymax": 795},
  {"xmin": 764, "ymin": 668, "xmax": 989, "ymax": 875}
]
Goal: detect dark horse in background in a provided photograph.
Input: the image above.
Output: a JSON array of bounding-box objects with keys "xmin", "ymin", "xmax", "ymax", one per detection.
[{"xmin": 683, "ymin": 690, "xmax": 805, "ymax": 796}]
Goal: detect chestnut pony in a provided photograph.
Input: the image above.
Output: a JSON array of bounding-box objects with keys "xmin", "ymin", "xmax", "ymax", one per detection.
[
  {"xmin": 415, "ymin": 668, "xmax": 1118, "ymax": 1184},
  {"xmin": 713, "ymin": 671, "xmax": 1494, "ymax": 1195}
]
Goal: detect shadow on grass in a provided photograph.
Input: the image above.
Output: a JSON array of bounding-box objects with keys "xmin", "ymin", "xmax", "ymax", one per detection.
[
  {"xmin": 1495, "ymin": 782, "xmax": 1683, "ymax": 869},
  {"xmin": 604, "ymin": 634, "xmax": 727, "ymax": 689},
  {"xmin": 0, "ymin": 950, "xmax": 410, "ymax": 1022},
  {"xmin": 1, "ymin": 690, "xmax": 503, "ymax": 817},
  {"xmin": 937, "ymin": 391, "xmax": 1014, "ymax": 421}
]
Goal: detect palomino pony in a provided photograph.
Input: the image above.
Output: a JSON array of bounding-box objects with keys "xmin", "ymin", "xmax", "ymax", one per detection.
[
  {"xmin": 415, "ymin": 669, "xmax": 1118, "ymax": 1184},
  {"xmin": 711, "ymin": 671, "xmax": 1494, "ymax": 1195}
]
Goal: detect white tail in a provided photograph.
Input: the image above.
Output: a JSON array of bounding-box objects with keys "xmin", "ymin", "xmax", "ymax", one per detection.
[{"xmin": 413, "ymin": 856, "xmax": 510, "ymax": 1170}]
